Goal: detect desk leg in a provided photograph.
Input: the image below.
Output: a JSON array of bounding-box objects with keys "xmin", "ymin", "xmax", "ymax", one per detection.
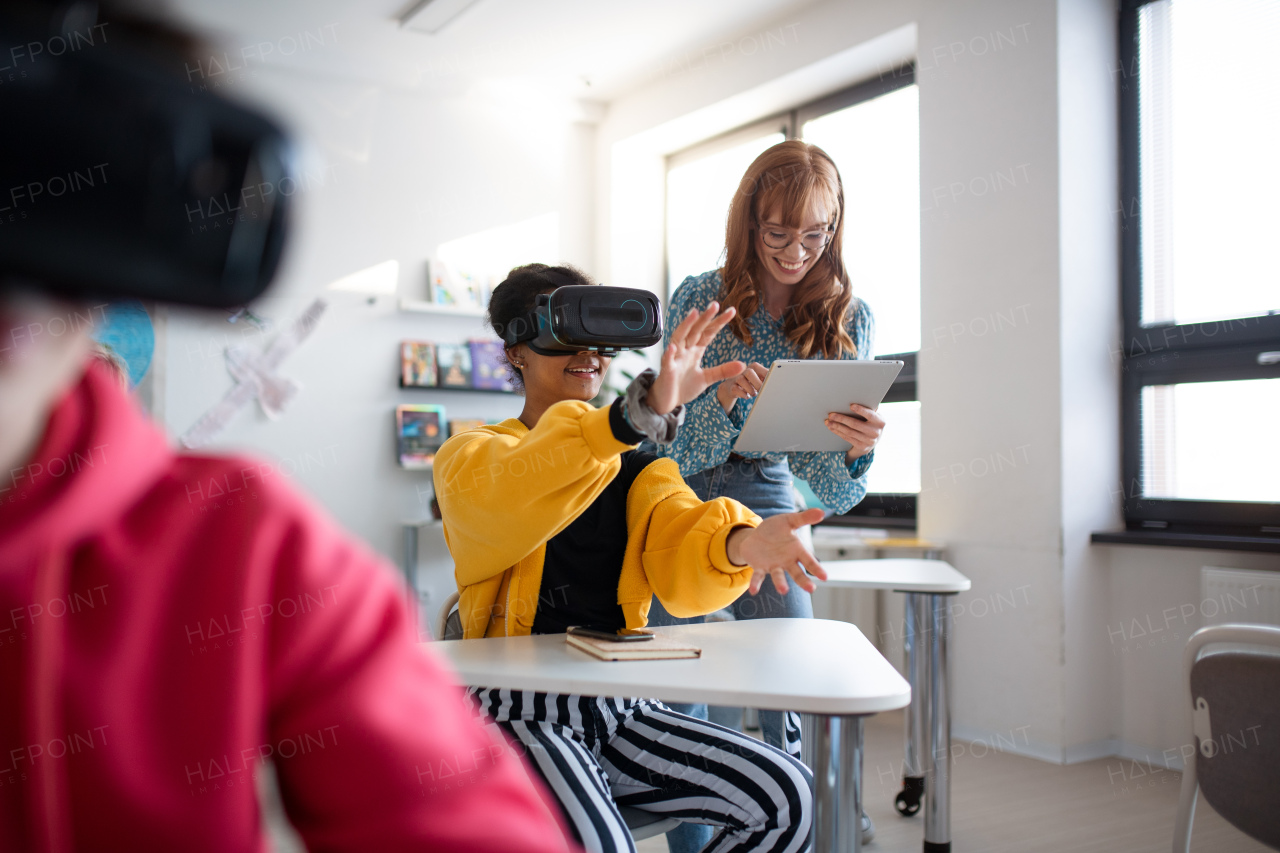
[
  {"xmin": 896, "ymin": 593, "xmax": 928, "ymax": 818},
  {"xmin": 811, "ymin": 714, "xmax": 863, "ymax": 853},
  {"xmin": 923, "ymin": 593, "xmax": 953, "ymax": 852}
]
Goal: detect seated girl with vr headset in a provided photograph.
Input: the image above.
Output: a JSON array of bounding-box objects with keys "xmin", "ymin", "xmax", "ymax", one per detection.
[{"xmin": 433, "ymin": 263, "xmax": 827, "ymax": 853}]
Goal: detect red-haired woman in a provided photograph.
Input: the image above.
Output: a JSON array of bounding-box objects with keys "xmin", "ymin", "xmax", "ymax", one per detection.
[{"xmin": 650, "ymin": 140, "xmax": 884, "ymax": 849}]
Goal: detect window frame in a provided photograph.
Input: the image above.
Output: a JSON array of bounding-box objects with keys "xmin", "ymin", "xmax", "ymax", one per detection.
[
  {"xmin": 663, "ymin": 65, "xmax": 921, "ymax": 528},
  {"xmin": 831, "ymin": 350, "xmax": 918, "ymax": 529},
  {"xmin": 1117, "ymin": 0, "xmax": 1280, "ymax": 537}
]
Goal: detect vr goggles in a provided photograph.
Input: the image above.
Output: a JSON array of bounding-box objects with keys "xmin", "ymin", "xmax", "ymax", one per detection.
[
  {"xmin": 503, "ymin": 286, "xmax": 662, "ymax": 356},
  {"xmin": 0, "ymin": 8, "xmax": 295, "ymax": 308}
]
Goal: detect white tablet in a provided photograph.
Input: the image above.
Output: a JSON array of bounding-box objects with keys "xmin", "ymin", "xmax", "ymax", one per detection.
[{"xmin": 731, "ymin": 359, "xmax": 904, "ymax": 452}]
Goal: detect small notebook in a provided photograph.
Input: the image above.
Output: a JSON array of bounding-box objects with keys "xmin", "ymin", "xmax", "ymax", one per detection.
[{"xmin": 565, "ymin": 632, "xmax": 702, "ymax": 661}]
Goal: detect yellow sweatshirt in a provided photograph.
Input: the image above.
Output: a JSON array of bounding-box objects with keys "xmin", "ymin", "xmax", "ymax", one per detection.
[{"xmin": 433, "ymin": 399, "xmax": 761, "ymax": 639}]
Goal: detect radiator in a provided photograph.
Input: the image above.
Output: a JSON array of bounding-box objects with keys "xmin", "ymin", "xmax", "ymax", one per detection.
[{"xmin": 1200, "ymin": 567, "xmax": 1280, "ymax": 628}]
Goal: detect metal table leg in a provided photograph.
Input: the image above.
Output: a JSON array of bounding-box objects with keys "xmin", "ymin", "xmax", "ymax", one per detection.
[
  {"xmin": 810, "ymin": 714, "xmax": 865, "ymax": 853},
  {"xmin": 896, "ymin": 593, "xmax": 929, "ymax": 818},
  {"xmin": 923, "ymin": 593, "xmax": 953, "ymax": 853},
  {"xmin": 800, "ymin": 713, "xmax": 816, "ymax": 768}
]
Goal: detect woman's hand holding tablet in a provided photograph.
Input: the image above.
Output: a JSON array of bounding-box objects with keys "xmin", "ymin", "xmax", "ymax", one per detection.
[{"xmin": 826, "ymin": 403, "xmax": 886, "ymax": 462}]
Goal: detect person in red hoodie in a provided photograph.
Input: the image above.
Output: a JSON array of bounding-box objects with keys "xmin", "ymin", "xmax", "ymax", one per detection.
[
  {"xmin": 0, "ymin": 4, "xmax": 580, "ymax": 852},
  {"xmin": 0, "ymin": 301, "xmax": 583, "ymax": 853}
]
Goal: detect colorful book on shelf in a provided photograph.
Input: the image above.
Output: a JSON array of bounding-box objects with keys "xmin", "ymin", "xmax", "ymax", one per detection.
[
  {"xmin": 469, "ymin": 339, "xmax": 515, "ymax": 391},
  {"xmin": 565, "ymin": 631, "xmax": 702, "ymax": 661},
  {"xmin": 435, "ymin": 343, "xmax": 472, "ymax": 388},
  {"xmin": 400, "ymin": 340, "xmax": 437, "ymax": 388},
  {"xmin": 396, "ymin": 404, "xmax": 446, "ymax": 469}
]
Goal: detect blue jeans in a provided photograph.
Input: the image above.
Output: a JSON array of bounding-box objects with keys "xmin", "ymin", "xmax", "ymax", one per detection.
[{"xmin": 647, "ymin": 456, "xmax": 812, "ymax": 853}]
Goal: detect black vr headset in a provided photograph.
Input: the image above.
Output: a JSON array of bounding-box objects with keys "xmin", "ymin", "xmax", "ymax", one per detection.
[
  {"xmin": 0, "ymin": 6, "xmax": 294, "ymax": 308},
  {"xmin": 503, "ymin": 284, "xmax": 663, "ymax": 356}
]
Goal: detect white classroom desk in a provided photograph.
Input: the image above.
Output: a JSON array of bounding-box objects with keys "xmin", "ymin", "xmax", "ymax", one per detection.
[
  {"xmin": 433, "ymin": 617, "xmax": 910, "ymax": 853},
  {"xmin": 810, "ymin": 544, "xmax": 971, "ymax": 853}
]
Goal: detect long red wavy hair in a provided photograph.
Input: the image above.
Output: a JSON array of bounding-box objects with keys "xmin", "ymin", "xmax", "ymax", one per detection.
[{"xmin": 720, "ymin": 140, "xmax": 857, "ymax": 358}]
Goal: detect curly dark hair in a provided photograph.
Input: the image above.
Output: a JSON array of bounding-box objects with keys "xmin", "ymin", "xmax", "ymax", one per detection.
[{"xmin": 487, "ymin": 263, "xmax": 596, "ymax": 391}]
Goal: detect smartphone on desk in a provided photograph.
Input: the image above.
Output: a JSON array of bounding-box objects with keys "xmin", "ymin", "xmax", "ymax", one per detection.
[{"xmin": 566, "ymin": 626, "xmax": 654, "ymax": 643}]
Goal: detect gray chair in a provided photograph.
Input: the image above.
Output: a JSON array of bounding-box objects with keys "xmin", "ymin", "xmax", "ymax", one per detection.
[
  {"xmin": 434, "ymin": 590, "xmax": 463, "ymax": 642},
  {"xmin": 1173, "ymin": 623, "xmax": 1280, "ymax": 852},
  {"xmin": 432, "ymin": 590, "xmax": 681, "ymax": 842}
]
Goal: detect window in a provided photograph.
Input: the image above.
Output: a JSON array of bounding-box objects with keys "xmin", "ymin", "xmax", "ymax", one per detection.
[
  {"xmin": 1118, "ymin": 0, "xmax": 1280, "ymax": 539},
  {"xmin": 664, "ymin": 68, "xmax": 920, "ymax": 526},
  {"xmin": 666, "ymin": 121, "xmax": 786, "ymax": 296}
]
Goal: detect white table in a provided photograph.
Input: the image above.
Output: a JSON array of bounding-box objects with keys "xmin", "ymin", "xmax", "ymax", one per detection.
[
  {"xmin": 433, "ymin": 618, "xmax": 910, "ymax": 852},
  {"xmin": 815, "ymin": 559, "xmax": 970, "ymax": 853}
]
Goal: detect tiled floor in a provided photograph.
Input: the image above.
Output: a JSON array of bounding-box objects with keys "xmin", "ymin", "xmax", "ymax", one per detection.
[{"xmin": 638, "ymin": 708, "xmax": 1269, "ymax": 853}]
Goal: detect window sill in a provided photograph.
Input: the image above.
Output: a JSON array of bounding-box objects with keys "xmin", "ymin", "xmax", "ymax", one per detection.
[
  {"xmin": 1091, "ymin": 530, "xmax": 1280, "ymax": 554},
  {"xmin": 818, "ymin": 516, "xmax": 916, "ymax": 531}
]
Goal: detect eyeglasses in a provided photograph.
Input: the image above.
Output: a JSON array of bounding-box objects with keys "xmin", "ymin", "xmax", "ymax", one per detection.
[{"xmin": 756, "ymin": 220, "xmax": 834, "ymax": 251}]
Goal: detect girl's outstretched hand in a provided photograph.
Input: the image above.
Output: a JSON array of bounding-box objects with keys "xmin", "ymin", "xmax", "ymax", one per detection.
[
  {"xmin": 645, "ymin": 302, "xmax": 744, "ymax": 415},
  {"xmin": 726, "ymin": 507, "xmax": 828, "ymax": 595}
]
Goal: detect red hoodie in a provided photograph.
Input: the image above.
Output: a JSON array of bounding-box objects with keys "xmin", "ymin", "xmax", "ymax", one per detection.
[{"xmin": 0, "ymin": 363, "xmax": 580, "ymax": 852}]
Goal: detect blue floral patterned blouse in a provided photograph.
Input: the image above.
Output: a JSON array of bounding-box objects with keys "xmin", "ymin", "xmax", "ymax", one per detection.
[{"xmin": 660, "ymin": 269, "xmax": 876, "ymax": 514}]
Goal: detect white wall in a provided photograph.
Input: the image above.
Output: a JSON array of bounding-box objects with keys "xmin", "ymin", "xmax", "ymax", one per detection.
[
  {"xmin": 1057, "ymin": 0, "xmax": 1123, "ymax": 759},
  {"xmin": 916, "ymin": 0, "xmax": 1073, "ymax": 759}
]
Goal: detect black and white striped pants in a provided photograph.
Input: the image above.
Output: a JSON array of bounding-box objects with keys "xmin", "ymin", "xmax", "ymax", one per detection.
[{"xmin": 468, "ymin": 688, "xmax": 813, "ymax": 853}]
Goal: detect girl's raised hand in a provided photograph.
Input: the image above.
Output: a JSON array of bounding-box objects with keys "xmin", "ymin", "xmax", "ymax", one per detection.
[
  {"xmin": 725, "ymin": 507, "xmax": 828, "ymax": 596},
  {"xmin": 645, "ymin": 302, "xmax": 744, "ymax": 415}
]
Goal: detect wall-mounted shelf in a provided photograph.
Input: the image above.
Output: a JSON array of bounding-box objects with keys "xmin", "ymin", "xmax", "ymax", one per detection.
[{"xmin": 398, "ymin": 298, "xmax": 486, "ymax": 318}]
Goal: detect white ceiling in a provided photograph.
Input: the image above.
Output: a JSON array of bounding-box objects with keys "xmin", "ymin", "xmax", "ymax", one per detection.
[{"xmin": 168, "ymin": 0, "xmax": 823, "ymax": 101}]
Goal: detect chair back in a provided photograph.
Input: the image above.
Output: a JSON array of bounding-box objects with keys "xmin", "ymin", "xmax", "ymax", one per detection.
[
  {"xmin": 1174, "ymin": 624, "xmax": 1280, "ymax": 851},
  {"xmin": 434, "ymin": 590, "xmax": 462, "ymax": 642}
]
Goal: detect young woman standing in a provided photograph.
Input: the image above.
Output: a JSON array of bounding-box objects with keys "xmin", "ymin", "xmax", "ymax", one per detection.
[{"xmin": 650, "ymin": 140, "xmax": 885, "ymax": 850}]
